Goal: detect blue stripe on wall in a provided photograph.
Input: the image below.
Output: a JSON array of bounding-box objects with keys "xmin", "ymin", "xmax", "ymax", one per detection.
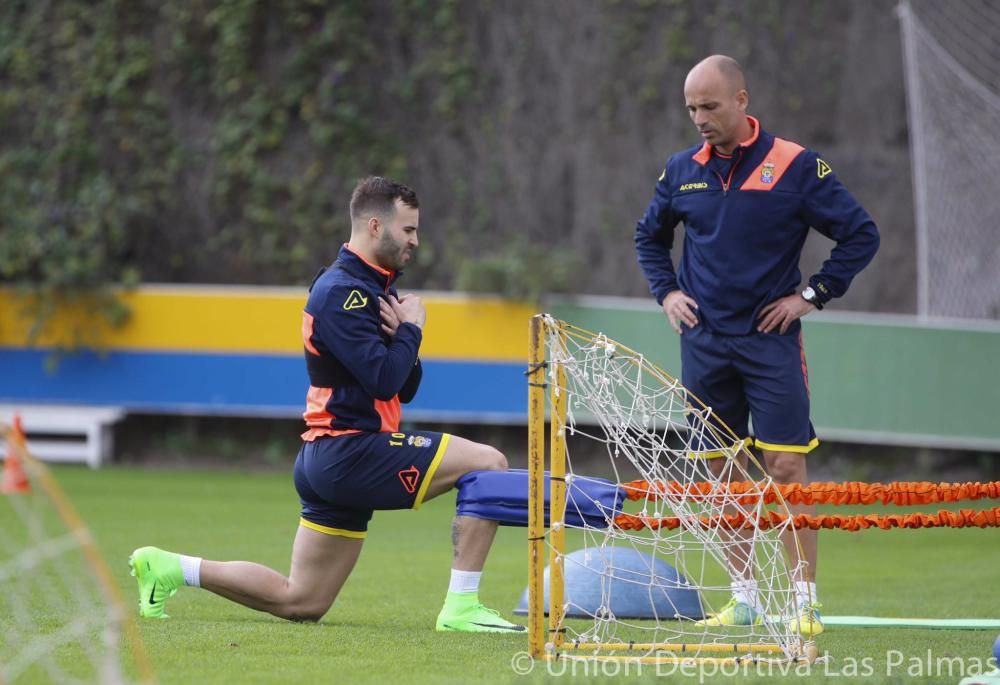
[{"xmin": 0, "ymin": 350, "xmax": 526, "ymax": 421}]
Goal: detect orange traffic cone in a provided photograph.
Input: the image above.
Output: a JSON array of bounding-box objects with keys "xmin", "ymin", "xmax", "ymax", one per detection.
[{"xmin": 2, "ymin": 415, "xmax": 31, "ymax": 494}]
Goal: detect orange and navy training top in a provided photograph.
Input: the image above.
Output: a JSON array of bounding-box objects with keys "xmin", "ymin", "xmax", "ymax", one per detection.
[
  {"xmin": 300, "ymin": 245, "xmax": 422, "ymax": 441},
  {"xmin": 635, "ymin": 116, "xmax": 880, "ymax": 336}
]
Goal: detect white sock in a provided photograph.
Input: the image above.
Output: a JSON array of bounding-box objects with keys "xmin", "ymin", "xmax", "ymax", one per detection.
[
  {"xmin": 731, "ymin": 579, "xmax": 761, "ymax": 611},
  {"xmin": 795, "ymin": 581, "xmax": 818, "ymax": 607},
  {"xmin": 448, "ymin": 569, "xmax": 481, "ymax": 594},
  {"xmin": 179, "ymin": 554, "xmax": 202, "ymax": 588}
]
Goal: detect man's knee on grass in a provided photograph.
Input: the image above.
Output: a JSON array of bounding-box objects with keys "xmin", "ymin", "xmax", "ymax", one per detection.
[{"xmin": 283, "ymin": 597, "xmax": 334, "ymax": 623}]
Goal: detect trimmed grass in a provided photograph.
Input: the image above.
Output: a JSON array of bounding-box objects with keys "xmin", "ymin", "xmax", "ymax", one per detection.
[{"xmin": 5, "ymin": 465, "xmax": 1000, "ymax": 684}]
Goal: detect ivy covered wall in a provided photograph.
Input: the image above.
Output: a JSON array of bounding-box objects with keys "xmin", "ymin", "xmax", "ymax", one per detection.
[{"xmin": 0, "ymin": 0, "xmax": 912, "ymax": 332}]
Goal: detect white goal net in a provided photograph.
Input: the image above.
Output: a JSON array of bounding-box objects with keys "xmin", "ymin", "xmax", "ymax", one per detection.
[
  {"xmin": 0, "ymin": 421, "xmax": 154, "ymax": 684},
  {"xmin": 899, "ymin": 0, "xmax": 1000, "ymax": 319},
  {"xmin": 527, "ymin": 316, "xmax": 813, "ymax": 665}
]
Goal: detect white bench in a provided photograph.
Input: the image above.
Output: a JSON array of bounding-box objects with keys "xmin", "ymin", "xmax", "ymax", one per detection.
[{"xmin": 0, "ymin": 405, "xmax": 125, "ymax": 469}]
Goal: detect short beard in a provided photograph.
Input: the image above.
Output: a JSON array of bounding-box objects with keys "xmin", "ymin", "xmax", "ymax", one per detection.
[{"xmin": 375, "ymin": 233, "xmax": 404, "ymax": 271}]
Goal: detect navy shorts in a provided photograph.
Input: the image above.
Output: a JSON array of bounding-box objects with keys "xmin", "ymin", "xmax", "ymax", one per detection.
[
  {"xmin": 680, "ymin": 324, "xmax": 817, "ymax": 457},
  {"xmin": 293, "ymin": 430, "xmax": 450, "ymax": 537}
]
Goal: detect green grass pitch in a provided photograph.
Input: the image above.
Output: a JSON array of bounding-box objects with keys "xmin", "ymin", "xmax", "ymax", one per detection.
[{"xmin": 6, "ymin": 465, "xmax": 999, "ymax": 684}]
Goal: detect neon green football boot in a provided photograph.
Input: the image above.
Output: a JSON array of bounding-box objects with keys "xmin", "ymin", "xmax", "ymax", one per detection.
[
  {"xmin": 695, "ymin": 597, "xmax": 762, "ymax": 627},
  {"xmin": 129, "ymin": 546, "xmax": 184, "ymax": 619},
  {"xmin": 788, "ymin": 602, "xmax": 824, "ymax": 637},
  {"xmin": 436, "ymin": 592, "xmax": 526, "ymax": 633}
]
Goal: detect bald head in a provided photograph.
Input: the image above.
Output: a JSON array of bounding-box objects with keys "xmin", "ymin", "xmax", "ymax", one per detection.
[
  {"xmin": 683, "ymin": 54, "xmax": 753, "ymax": 154},
  {"xmin": 686, "ymin": 55, "xmax": 747, "ymax": 94}
]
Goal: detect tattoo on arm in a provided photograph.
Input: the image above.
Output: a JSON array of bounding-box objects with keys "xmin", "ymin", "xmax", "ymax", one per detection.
[{"xmin": 451, "ymin": 518, "xmax": 460, "ymax": 559}]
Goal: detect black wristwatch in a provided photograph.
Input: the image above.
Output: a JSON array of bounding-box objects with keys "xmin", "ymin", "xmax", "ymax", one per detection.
[{"xmin": 801, "ymin": 286, "xmax": 823, "ymax": 310}]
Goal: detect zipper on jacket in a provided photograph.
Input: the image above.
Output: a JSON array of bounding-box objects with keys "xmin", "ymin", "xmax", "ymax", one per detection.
[{"xmin": 713, "ymin": 148, "xmax": 743, "ymax": 195}]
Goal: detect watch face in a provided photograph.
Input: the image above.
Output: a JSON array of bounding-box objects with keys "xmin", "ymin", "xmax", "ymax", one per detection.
[{"xmin": 803, "ymin": 287, "xmax": 816, "ymax": 301}]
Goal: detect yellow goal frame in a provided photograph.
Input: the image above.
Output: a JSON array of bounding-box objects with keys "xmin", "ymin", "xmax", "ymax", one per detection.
[{"xmin": 526, "ymin": 314, "xmax": 816, "ymax": 666}]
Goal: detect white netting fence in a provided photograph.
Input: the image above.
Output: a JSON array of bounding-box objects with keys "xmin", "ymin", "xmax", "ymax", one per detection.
[
  {"xmin": 537, "ymin": 318, "xmax": 811, "ymax": 662},
  {"xmin": 899, "ymin": 0, "xmax": 1000, "ymax": 319},
  {"xmin": 0, "ymin": 422, "xmax": 153, "ymax": 684}
]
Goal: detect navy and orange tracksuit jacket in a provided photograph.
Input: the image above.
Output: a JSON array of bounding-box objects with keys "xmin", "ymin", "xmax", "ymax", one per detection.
[
  {"xmin": 635, "ymin": 116, "xmax": 880, "ymax": 336},
  {"xmin": 300, "ymin": 245, "xmax": 422, "ymax": 440}
]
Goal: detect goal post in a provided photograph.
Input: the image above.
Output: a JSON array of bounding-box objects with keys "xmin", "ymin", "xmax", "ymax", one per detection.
[{"xmin": 526, "ymin": 314, "xmax": 816, "ymax": 666}]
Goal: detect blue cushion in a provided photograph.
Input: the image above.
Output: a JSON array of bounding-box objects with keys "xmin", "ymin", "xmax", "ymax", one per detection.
[{"xmin": 455, "ymin": 468, "xmax": 624, "ymax": 528}]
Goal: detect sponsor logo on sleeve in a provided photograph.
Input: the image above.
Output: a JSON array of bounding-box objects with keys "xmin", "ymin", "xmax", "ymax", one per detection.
[{"xmin": 343, "ymin": 289, "xmax": 368, "ymax": 310}]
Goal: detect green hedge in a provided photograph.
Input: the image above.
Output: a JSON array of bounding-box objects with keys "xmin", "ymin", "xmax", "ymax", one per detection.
[{"xmin": 1, "ymin": 0, "xmax": 574, "ymax": 343}]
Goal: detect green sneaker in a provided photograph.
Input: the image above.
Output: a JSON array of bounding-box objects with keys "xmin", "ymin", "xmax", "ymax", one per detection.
[
  {"xmin": 129, "ymin": 546, "xmax": 184, "ymax": 619},
  {"xmin": 788, "ymin": 602, "xmax": 824, "ymax": 637},
  {"xmin": 436, "ymin": 592, "xmax": 525, "ymax": 633},
  {"xmin": 695, "ymin": 597, "xmax": 761, "ymax": 627}
]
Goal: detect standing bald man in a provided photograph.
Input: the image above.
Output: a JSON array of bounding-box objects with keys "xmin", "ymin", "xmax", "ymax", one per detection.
[{"xmin": 635, "ymin": 55, "xmax": 879, "ymax": 637}]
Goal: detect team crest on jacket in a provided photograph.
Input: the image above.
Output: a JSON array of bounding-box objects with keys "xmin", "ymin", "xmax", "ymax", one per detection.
[
  {"xmin": 760, "ymin": 161, "xmax": 775, "ymax": 184},
  {"xmin": 407, "ymin": 435, "xmax": 433, "ymax": 448}
]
